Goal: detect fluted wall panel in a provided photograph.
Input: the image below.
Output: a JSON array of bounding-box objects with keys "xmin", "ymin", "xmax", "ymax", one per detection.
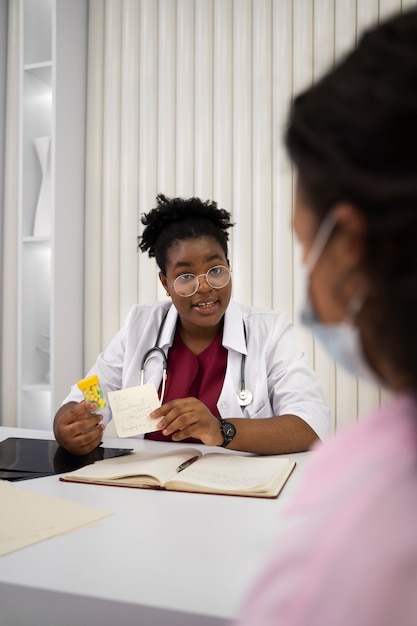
[{"xmin": 84, "ymin": 0, "xmax": 416, "ymax": 433}]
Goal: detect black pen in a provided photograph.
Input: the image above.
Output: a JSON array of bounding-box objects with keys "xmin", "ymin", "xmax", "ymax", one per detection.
[{"xmin": 177, "ymin": 455, "xmax": 199, "ymax": 473}]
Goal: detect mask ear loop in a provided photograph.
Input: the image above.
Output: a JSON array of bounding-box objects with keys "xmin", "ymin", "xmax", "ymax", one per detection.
[
  {"xmin": 305, "ymin": 213, "xmax": 336, "ymax": 273},
  {"xmin": 346, "ymin": 284, "xmax": 368, "ymax": 324},
  {"xmin": 307, "ymin": 213, "xmax": 368, "ymax": 325}
]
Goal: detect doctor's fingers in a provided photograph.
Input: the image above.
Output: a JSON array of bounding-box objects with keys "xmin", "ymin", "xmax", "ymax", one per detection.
[
  {"xmin": 170, "ymin": 412, "xmax": 220, "ymax": 444},
  {"xmin": 59, "ymin": 400, "xmax": 91, "ymax": 424},
  {"xmin": 64, "ymin": 411, "xmax": 104, "ymax": 438},
  {"xmin": 162, "ymin": 410, "xmax": 219, "ymax": 440},
  {"xmin": 63, "ymin": 400, "xmax": 99, "ymax": 424},
  {"xmin": 151, "ymin": 397, "xmax": 199, "ymax": 419},
  {"xmin": 159, "ymin": 409, "xmax": 196, "ymax": 436},
  {"xmin": 158, "ymin": 397, "xmax": 209, "ymax": 422},
  {"xmin": 159, "ymin": 404, "xmax": 211, "ymax": 435},
  {"xmin": 66, "ymin": 425, "xmax": 104, "ymax": 455}
]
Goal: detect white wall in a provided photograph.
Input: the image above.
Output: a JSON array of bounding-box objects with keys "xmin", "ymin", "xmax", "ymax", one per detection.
[
  {"xmin": 84, "ymin": 0, "xmax": 417, "ymax": 434},
  {"xmin": 3, "ymin": 0, "xmax": 413, "ymax": 431}
]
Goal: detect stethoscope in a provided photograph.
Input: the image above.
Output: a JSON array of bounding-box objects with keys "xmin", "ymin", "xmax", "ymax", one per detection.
[{"xmin": 139, "ymin": 311, "xmax": 253, "ymax": 407}]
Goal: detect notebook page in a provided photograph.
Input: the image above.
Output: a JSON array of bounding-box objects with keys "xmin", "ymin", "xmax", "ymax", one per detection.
[
  {"xmin": 167, "ymin": 453, "xmax": 293, "ymax": 494},
  {"xmin": 62, "ymin": 448, "xmax": 202, "ymax": 485}
]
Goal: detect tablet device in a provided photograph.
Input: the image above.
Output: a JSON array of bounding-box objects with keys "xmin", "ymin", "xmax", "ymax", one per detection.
[{"xmin": 0, "ymin": 437, "xmax": 133, "ymax": 481}]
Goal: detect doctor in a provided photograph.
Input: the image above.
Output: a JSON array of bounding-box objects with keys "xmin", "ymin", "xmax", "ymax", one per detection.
[{"xmin": 54, "ymin": 194, "xmax": 329, "ymax": 455}]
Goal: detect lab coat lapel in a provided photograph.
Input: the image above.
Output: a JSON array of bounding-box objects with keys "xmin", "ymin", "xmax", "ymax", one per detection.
[{"xmin": 217, "ymin": 300, "xmax": 246, "ymax": 418}]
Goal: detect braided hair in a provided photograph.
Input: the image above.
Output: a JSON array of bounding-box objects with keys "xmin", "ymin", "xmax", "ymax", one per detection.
[{"xmin": 138, "ymin": 194, "xmax": 234, "ymax": 274}]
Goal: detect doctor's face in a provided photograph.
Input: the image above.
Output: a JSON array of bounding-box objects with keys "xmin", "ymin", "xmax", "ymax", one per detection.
[{"xmin": 159, "ymin": 236, "xmax": 232, "ymax": 334}]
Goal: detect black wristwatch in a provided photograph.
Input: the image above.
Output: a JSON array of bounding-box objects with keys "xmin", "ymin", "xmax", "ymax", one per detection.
[{"xmin": 219, "ymin": 420, "xmax": 236, "ymax": 447}]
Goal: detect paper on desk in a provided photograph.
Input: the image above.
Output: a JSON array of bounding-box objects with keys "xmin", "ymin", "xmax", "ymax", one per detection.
[
  {"xmin": 0, "ymin": 481, "xmax": 39, "ymax": 540},
  {"xmin": 107, "ymin": 383, "xmax": 161, "ymax": 438},
  {"xmin": 0, "ymin": 481, "xmax": 112, "ymax": 556}
]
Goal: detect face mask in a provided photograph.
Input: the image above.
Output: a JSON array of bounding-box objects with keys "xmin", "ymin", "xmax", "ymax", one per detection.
[{"xmin": 299, "ymin": 215, "xmax": 377, "ymax": 383}]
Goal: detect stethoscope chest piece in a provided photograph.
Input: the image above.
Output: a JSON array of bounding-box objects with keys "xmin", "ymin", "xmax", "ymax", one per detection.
[{"xmin": 237, "ymin": 388, "xmax": 253, "ymax": 407}]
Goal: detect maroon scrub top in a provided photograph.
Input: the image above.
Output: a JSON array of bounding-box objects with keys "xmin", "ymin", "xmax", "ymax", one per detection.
[{"xmin": 145, "ymin": 327, "xmax": 227, "ymax": 443}]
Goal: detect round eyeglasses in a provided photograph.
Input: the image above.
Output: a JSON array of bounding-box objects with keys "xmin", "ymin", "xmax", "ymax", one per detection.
[{"xmin": 165, "ymin": 265, "xmax": 232, "ymax": 297}]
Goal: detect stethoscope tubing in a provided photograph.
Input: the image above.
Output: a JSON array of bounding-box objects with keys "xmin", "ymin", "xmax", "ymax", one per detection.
[{"xmin": 140, "ymin": 309, "xmax": 252, "ymax": 407}]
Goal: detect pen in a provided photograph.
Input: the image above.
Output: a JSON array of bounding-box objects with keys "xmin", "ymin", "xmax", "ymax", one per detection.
[{"xmin": 177, "ymin": 455, "xmax": 199, "ymax": 473}]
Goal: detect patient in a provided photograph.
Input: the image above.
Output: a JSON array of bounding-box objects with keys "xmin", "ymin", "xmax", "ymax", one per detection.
[{"xmin": 237, "ymin": 8, "xmax": 417, "ymax": 626}]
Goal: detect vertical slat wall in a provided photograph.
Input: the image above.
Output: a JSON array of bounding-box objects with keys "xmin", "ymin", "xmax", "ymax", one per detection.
[
  {"xmin": 84, "ymin": 0, "xmax": 416, "ymax": 434},
  {"xmin": 333, "ymin": 0, "xmax": 360, "ymax": 432}
]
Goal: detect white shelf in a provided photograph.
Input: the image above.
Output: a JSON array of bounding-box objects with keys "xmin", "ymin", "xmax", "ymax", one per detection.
[
  {"xmin": 22, "ymin": 236, "xmax": 51, "ymax": 244},
  {"xmin": 24, "ymin": 62, "xmax": 53, "ymax": 85},
  {"xmin": 22, "ymin": 384, "xmax": 51, "ymax": 392},
  {"xmin": 18, "ymin": 0, "xmax": 87, "ymax": 429}
]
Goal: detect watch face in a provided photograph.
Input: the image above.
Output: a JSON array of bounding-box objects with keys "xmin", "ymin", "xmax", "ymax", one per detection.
[{"xmin": 222, "ymin": 421, "xmax": 236, "ymax": 438}]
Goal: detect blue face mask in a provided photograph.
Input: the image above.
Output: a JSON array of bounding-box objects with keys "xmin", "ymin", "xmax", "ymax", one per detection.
[{"xmin": 299, "ymin": 215, "xmax": 377, "ymax": 383}]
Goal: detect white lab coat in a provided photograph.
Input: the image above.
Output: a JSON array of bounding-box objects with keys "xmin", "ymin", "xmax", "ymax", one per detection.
[{"xmin": 63, "ymin": 299, "xmax": 330, "ymax": 440}]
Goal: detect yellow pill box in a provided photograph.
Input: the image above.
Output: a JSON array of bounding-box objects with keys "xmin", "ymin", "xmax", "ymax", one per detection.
[{"xmin": 77, "ymin": 375, "xmax": 107, "ymax": 410}]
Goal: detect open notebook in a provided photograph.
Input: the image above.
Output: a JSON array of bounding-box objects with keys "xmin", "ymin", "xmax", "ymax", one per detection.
[{"xmin": 60, "ymin": 447, "xmax": 296, "ymax": 499}]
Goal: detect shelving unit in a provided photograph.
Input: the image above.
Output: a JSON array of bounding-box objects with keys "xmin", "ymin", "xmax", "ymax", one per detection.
[{"xmin": 18, "ymin": 0, "xmax": 87, "ymax": 428}]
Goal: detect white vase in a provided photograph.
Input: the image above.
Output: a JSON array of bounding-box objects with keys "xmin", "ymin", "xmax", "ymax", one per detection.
[{"xmin": 33, "ymin": 136, "xmax": 51, "ymax": 237}]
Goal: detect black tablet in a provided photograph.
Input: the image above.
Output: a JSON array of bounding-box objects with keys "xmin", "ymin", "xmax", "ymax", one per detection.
[{"xmin": 0, "ymin": 437, "xmax": 133, "ymax": 481}]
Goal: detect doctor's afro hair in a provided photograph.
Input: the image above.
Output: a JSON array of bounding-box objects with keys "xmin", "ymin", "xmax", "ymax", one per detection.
[{"xmin": 138, "ymin": 194, "xmax": 235, "ymax": 274}]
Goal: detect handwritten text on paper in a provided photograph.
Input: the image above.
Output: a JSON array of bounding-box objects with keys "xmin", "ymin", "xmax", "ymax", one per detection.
[{"xmin": 108, "ymin": 384, "xmax": 161, "ymax": 437}]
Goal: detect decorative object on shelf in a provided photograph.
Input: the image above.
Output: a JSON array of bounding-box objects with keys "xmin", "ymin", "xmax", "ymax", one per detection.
[
  {"xmin": 36, "ymin": 334, "xmax": 50, "ymax": 384},
  {"xmin": 33, "ymin": 136, "xmax": 51, "ymax": 237}
]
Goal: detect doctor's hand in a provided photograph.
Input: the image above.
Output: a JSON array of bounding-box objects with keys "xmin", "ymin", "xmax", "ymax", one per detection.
[
  {"xmin": 53, "ymin": 401, "xmax": 105, "ymax": 455},
  {"xmin": 150, "ymin": 397, "xmax": 224, "ymax": 447}
]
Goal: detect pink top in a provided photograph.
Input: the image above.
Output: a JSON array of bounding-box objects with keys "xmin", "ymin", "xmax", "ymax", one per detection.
[
  {"xmin": 146, "ymin": 328, "xmax": 227, "ymax": 443},
  {"xmin": 236, "ymin": 392, "xmax": 417, "ymax": 626}
]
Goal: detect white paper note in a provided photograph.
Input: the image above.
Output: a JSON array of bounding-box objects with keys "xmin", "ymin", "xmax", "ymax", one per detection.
[{"xmin": 107, "ymin": 384, "xmax": 161, "ymax": 438}]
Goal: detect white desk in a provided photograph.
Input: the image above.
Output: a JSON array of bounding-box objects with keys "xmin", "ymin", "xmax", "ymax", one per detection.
[{"xmin": 0, "ymin": 426, "xmax": 311, "ymax": 625}]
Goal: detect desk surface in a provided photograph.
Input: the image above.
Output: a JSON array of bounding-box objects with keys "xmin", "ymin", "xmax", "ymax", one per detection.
[{"xmin": 0, "ymin": 426, "xmax": 311, "ymax": 626}]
